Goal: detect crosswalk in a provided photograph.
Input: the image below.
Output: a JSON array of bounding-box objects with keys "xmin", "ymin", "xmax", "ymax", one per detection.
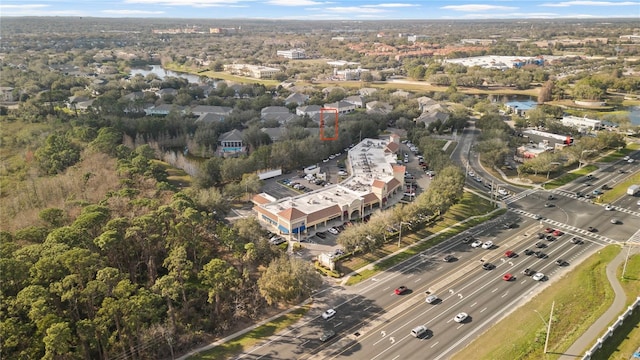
[
  {"xmin": 549, "ymin": 189, "xmax": 640, "ymax": 218},
  {"xmin": 508, "ymin": 208, "xmax": 619, "ymax": 245},
  {"xmin": 503, "ymin": 188, "xmax": 537, "ymax": 205}
]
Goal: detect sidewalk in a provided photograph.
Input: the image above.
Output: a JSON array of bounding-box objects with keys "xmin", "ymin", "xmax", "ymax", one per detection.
[{"xmin": 557, "ymin": 246, "xmax": 630, "ymax": 359}]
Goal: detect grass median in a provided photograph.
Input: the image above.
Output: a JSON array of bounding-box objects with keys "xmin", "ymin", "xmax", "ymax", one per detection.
[
  {"xmin": 543, "ymin": 165, "xmax": 598, "ymax": 189},
  {"xmin": 189, "ymin": 304, "xmax": 311, "ymax": 360},
  {"xmin": 341, "ymin": 192, "xmax": 502, "ymax": 286},
  {"xmin": 452, "ymin": 245, "xmax": 620, "ymax": 360}
]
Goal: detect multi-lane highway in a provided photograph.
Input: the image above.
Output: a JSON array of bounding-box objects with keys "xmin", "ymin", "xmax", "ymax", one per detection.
[
  {"xmin": 235, "ymin": 208, "xmax": 612, "ymax": 359},
  {"xmin": 232, "ymin": 128, "xmax": 639, "ymax": 360}
]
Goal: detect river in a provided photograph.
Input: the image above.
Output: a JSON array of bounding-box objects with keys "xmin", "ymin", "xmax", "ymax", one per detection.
[{"xmin": 129, "ymin": 65, "xmax": 206, "ymax": 84}]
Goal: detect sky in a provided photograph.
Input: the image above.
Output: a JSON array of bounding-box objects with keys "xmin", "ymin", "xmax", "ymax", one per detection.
[{"xmin": 1, "ymin": 0, "xmax": 639, "ymax": 20}]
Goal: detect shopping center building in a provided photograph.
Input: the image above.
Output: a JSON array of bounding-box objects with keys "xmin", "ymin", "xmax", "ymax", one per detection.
[{"xmin": 252, "ymin": 136, "xmax": 405, "ymax": 237}]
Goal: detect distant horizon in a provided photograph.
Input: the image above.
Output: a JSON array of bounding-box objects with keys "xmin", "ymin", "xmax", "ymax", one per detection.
[{"xmin": 1, "ymin": 1, "xmax": 639, "ymax": 20}]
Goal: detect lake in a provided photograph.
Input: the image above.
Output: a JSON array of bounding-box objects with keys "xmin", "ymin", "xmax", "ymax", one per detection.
[{"xmin": 129, "ymin": 65, "xmax": 206, "ymax": 84}]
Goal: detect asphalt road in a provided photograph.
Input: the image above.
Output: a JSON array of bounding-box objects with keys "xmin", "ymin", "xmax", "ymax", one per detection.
[
  {"xmin": 235, "ymin": 209, "xmax": 606, "ymax": 359},
  {"xmin": 234, "ymin": 129, "xmax": 640, "ymax": 360}
]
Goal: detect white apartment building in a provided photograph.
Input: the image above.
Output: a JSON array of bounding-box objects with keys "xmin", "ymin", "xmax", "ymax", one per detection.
[
  {"xmin": 561, "ymin": 115, "xmax": 602, "ymax": 131},
  {"xmin": 277, "ymin": 49, "xmax": 306, "ymax": 59}
]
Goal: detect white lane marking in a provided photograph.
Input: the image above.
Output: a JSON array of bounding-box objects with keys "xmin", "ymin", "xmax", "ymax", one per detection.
[
  {"xmin": 457, "ymin": 324, "xmax": 464, "ymax": 329},
  {"xmin": 480, "ymin": 307, "xmax": 487, "ymax": 313},
  {"xmin": 407, "ymin": 273, "xmax": 415, "ymax": 278},
  {"xmin": 491, "ymin": 288, "xmax": 498, "ymax": 293},
  {"xmin": 430, "ymin": 341, "xmax": 440, "ymax": 348},
  {"xmin": 392, "ymin": 356, "xmax": 400, "ymax": 360},
  {"xmin": 364, "ymin": 305, "xmax": 372, "ymax": 311},
  {"xmin": 383, "ymin": 287, "xmax": 390, "ymax": 291},
  {"xmin": 414, "ymin": 278, "xmax": 422, "ymax": 283},
  {"xmin": 470, "ymin": 302, "xmax": 477, "ymax": 308},
  {"xmin": 501, "ymin": 292, "xmax": 508, "ymax": 298}
]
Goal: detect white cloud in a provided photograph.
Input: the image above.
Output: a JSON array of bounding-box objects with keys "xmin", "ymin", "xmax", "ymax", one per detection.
[
  {"xmin": 0, "ymin": 4, "xmax": 48, "ymax": 9},
  {"xmin": 102, "ymin": 9, "xmax": 166, "ymax": 15},
  {"xmin": 265, "ymin": 0, "xmax": 325, "ymax": 5},
  {"xmin": 323, "ymin": 6, "xmax": 386, "ymax": 13},
  {"xmin": 366, "ymin": 3, "xmax": 419, "ymax": 7},
  {"xmin": 541, "ymin": 1, "xmax": 640, "ymax": 7},
  {"xmin": 123, "ymin": 0, "xmax": 249, "ymax": 6},
  {"xmin": 441, "ymin": 4, "xmax": 518, "ymax": 11}
]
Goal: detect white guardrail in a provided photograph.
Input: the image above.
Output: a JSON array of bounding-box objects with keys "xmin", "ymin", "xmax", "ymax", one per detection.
[{"xmin": 582, "ymin": 296, "xmax": 640, "ymax": 359}]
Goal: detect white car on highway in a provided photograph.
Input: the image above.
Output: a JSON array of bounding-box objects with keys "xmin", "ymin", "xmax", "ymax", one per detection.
[
  {"xmin": 532, "ymin": 273, "xmax": 545, "ymax": 281},
  {"xmin": 454, "ymin": 312, "xmax": 468, "ymax": 323},
  {"xmin": 604, "ymin": 204, "xmax": 614, "ymax": 211},
  {"xmin": 481, "ymin": 241, "xmax": 493, "ymax": 249},
  {"xmin": 426, "ymin": 295, "xmax": 439, "ymax": 304},
  {"xmin": 471, "ymin": 240, "xmax": 483, "ymax": 248},
  {"xmin": 322, "ymin": 309, "xmax": 336, "ymax": 319}
]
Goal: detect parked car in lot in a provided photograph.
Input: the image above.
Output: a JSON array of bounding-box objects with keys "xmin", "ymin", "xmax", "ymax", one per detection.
[
  {"xmin": 588, "ymin": 226, "xmax": 597, "ymax": 232},
  {"xmin": 534, "ymin": 251, "xmax": 547, "ymax": 259},
  {"xmin": 544, "ymin": 228, "xmax": 554, "ymax": 233},
  {"xmin": 535, "ymin": 242, "xmax": 547, "ymax": 248},
  {"xmin": 610, "ymin": 218, "xmax": 621, "ymax": 224},
  {"xmin": 322, "ymin": 309, "xmax": 336, "ymax": 319},
  {"xmin": 571, "ymin": 237, "xmax": 583, "ymax": 244},
  {"xmin": 327, "ymin": 227, "xmax": 339, "ymax": 235},
  {"xmin": 552, "ymin": 230, "xmax": 564, "ymax": 236},
  {"xmin": 316, "ymin": 232, "xmax": 327, "ymax": 239},
  {"xmin": 546, "ymin": 235, "xmax": 556, "ymax": 241},
  {"xmin": 524, "ymin": 249, "xmax": 534, "ymax": 256}
]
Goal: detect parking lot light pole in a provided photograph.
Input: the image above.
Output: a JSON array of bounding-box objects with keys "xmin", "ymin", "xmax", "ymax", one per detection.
[{"xmin": 398, "ymin": 221, "xmax": 410, "ymax": 248}]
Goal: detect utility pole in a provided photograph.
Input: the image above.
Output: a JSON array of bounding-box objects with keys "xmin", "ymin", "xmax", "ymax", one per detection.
[{"xmin": 544, "ymin": 301, "xmax": 554, "ymax": 354}]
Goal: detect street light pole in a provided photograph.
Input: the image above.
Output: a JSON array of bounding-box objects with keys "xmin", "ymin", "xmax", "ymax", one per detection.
[
  {"xmin": 621, "ymin": 244, "xmax": 632, "ymax": 280},
  {"xmin": 533, "ymin": 300, "xmax": 555, "ymax": 354},
  {"xmin": 397, "ymin": 221, "xmax": 410, "ymax": 248}
]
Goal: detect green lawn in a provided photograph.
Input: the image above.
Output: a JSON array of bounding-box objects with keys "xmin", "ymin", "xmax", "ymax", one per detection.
[
  {"xmin": 543, "ymin": 165, "xmax": 598, "ymax": 189},
  {"xmin": 596, "ymin": 172, "xmax": 640, "ymax": 204},
  {"xmin": 594, "ymin": 252, "xmax": 640, "ymax": 360},
  {"xmin": 452, "ymin": 245, "xmax": 620, "ymax": 360},
  {"xmin": 188, "ymin": 304, "xmax": 311, "ymax": 359}
]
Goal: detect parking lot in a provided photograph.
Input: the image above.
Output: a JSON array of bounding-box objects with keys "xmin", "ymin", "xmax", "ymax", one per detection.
[{"xmin": 256, "ymin": 139, "xmax": 433, "ymax": 261}]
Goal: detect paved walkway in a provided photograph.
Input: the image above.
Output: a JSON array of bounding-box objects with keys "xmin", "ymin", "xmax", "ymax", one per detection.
[{"xmin": 557, "ymin": 246, "xmax": 631, "ymax": 359}]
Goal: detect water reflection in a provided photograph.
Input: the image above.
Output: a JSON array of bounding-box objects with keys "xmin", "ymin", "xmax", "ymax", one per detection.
[{"xmin": 129, "ymin": 65, "xmax": 206, "ymax": 84}]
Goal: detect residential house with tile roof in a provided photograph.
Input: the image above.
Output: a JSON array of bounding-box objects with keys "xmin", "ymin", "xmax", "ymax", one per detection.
[
  {"xmin": 366, "ymin": 101, "xmax": 393, "ymax": 115},
  {"xmin": 285, "ymin": 92, "xmax": 309, "ymax": 106},
  {"xmin": 323, "ymin": 101, "xmax": 356, "ymax": 114}
]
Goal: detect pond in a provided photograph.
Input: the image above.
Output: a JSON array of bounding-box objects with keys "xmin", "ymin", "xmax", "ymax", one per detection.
[
  {"xmin": 627, "ymin": 106, "xmax": 640, "ymax": 125},
  {"xmin": 129, "ymin": 65, "xmax": 208, "ymax": 84}
]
